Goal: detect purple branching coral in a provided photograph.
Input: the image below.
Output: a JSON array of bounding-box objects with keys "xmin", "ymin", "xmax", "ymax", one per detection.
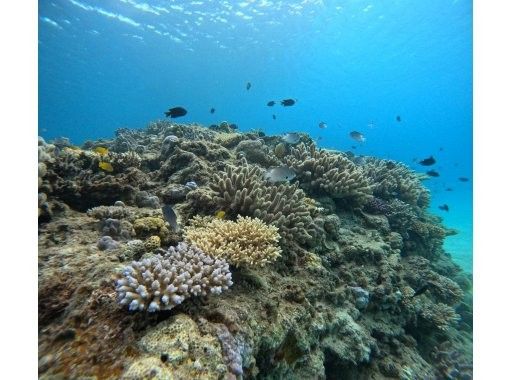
[{"xmin": 115, "ymin": 242, "xmax": 233, "ymax": 312}]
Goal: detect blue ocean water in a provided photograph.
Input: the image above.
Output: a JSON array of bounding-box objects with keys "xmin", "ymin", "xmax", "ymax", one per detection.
[{"xmin": 39, "ymin": 0, "xmax": 472, "ymax": 272}]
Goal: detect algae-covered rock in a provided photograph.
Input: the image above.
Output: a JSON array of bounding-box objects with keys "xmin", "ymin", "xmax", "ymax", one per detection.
[{"xmin": 124, "ymin": 314, "xmax": 228, "ymax": 379}]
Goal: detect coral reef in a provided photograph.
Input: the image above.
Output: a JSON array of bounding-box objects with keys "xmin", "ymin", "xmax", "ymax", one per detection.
[
  {"xmin": 361, "ymin": 156, "xmax": 431, "ymax": 208},
  {"xmin": 38, "ymin": 121, "xmax": 472, "ymax": 380},
  {"xmin": 115, "ymin": 242, "xmax": 233, "ymax": 312},
  {"xmin": 184, "ymin": 215, "xmax": 282, "ymax": 267},
  {"xmin": 209, "ymin": 160, "xmax": 321, "ymax": 247},
  {"xmin": 284, "ymin": 142, "xmax": 373, "ymax": 206}
]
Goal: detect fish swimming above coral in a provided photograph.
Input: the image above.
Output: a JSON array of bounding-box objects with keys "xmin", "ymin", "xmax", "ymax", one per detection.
[
  {"xmin": 281, "ymin": 98, "xmax": 296, "ymax": 106},
  {"xmin": 267, "ymin": 101, "xmax": 275, "ymax": 106},
  {"xmin": 319, "ymin": 121, "xmax": 327, "ymax": 129},
  {"xmin": 419, "ymin": 156, "xmax": 436, "ymax": 166},
  {"xmin": 349, "ymin": 131, "xmax": 365, "ymax": 142},
  {"xmin": 281, "ymin": 132, "xmax": 300, "ymax": 144},
  {"xmin": 210, "ymin": 107, "xmax": 215, "ymax": 114},
  {"xmin": 426, "ymin": 170, "xmax": 440, "ymax": 177},
  {"xmin": 412, "ymin": 283, "xmax": 429, "ymax": 297},
  {"xmin": 93, "ymin": 146, "xmax": 109, "ymax": 155},
  {"xmin": 264, "ymin": 166, "xmax": 296, "ymax": 183},
  {"xmin": 164, "ymin": 106, "xmax": 187, "ymax": 118},
  {"xmin": 162, "ymin": 204, "xmax": 180, "ymax": 232},
  {"xmin": 246, "ymin": 82, "xmax": 252, "ymax": 90},
  {"xmin": 98, "ymin": 161, "xmax": 113, "ymax": 172},
  {"xmin": 439, "ymin": 204, "xmax": 449, "ymax": 212}
]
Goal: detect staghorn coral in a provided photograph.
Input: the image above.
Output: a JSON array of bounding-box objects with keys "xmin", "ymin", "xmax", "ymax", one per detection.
[
  {"xmin": 284, "ymin": 143, "xmax": 372, "ymax": 206},
  {"xmin": 361, "ymin": 157, "xmax": 430, "ymax": 208},
  {"xmin": 115, "ymin": 242, "xmax": 233, "ymax": 312},
  {"xmin": 184, "ymin": 215, "xmax": 282, "ymax": 267},
  {"xmin": 209, "ymin": 160, "xmax": 321, "ymax": 246}
]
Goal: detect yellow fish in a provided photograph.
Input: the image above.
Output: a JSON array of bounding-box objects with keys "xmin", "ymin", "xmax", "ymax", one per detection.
[
  {"xmin": 215, "ymin": 210, "xmax": 226, "ymax": 219},
  {"xmin": 98, "ymin": 161, "xmax": 114, "ymax": 172},
  {"xmin": 93, "ymin": 146, "xmax": 109, "ymax": 155}
]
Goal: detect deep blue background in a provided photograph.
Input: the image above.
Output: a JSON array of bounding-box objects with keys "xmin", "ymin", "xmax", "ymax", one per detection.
[{"xmin": 39, "ymin": 0, "xmax": 472, "ymax": 272}]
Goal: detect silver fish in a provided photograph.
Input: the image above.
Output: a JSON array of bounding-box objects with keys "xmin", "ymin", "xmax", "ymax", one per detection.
[
  {"xmin": 281, "ymin": 133, "xmax": 300, "ymax": 144},
  {"xmin": 349, "ymin": 131, "xmax": 365, "ymax": 142},
  {"xmin": 162, "ymin": 204, "xmax": 180, "ymax": 232},
  {"xmin": 264, "ymin": 166, "xmax": 296, "ymax": 183},
  {"xmin": 319, "ymin": 121, "xmax": 327, "ymax": 129}
]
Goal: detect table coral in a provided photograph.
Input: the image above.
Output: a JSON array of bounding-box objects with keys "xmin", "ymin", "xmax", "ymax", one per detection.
[{"xmin": 184, "ymin": 215, "xmax": 282, "ymax": 267}]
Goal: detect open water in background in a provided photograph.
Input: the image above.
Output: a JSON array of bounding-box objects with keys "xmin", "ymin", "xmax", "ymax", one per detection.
[{"xmin": 39, "ymin": 0, "xmax": 472, "ymax": 273}]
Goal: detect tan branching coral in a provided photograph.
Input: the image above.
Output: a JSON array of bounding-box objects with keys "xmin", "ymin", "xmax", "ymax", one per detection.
[
  {"xmin": 284, "ymin": 143, "xmax": 372, "ymax": 206},
  {"xmin": 418, "ymin": 300, "xmax": 460, "ymax": 331},
  {"xmin": 183, "ymin": 215, "xmax": 282, "ymax": 267},
  {"xmin": 209, "ymin": 160, "xmax": 320, "ymax": 246},
  {"xmin": 361, "ymin": 157, "xmax": 430, "ymax": 208}
]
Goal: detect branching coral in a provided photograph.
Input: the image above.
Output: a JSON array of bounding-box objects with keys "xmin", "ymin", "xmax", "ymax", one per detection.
[
  {"xmin": 209, "ymin": 160, "xmax": 320, "ymax": 246},
  {"xmin": 184, "ymin": 215, "xmax": 281, "ymax": 267},
  {"xmin": 284, "ymin": 143, "xmax": 372, "ymax": 206},
  {"xmin": 115, "ymin": 242, "xmax": 233, "ymax": 312},
  {"xmin": 417, "ymin": 300, "xmax": 460, "ymax": 331},
  {"xmin": 361, "ymin": 157, "xmax": 430, "ymax": 208}
]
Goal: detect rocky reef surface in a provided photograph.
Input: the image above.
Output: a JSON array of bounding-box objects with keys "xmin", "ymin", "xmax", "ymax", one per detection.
[{"xmin": 38, "ymin": 120, "xmax": 472, "ymax": 379}]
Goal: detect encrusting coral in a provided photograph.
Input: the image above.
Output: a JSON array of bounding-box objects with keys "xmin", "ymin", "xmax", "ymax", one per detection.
[
  {"xmin": 284, "ymin": 142, "xmax": 373, "ymax": 206},
  {"xmin": 184, "ymin": 215, "xmax": 282, "ymax": 267},
  {"xmin": 115, "ymin": 242, "xmax": 233, "ymax": 312}
]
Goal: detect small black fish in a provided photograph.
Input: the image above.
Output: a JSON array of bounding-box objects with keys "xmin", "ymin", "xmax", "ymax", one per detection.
[
  {"xmin": 439, "ymin": 147, "xmax": 444, "ymax": 151},
  {"xmin": 418, "ymin": 156, "xmax": 436, "ymax": 166},
  {"xmin": 351, "ymin": 145, "xmax": 357, "ymax": 149},
  {"xmin": 386, "ymin": 161, "xmax": 396, "ymax": 169},
  {"xmin": 281, "ymin": 98, "xmax": 296, "ymax": 107},
  {"xmin": 319, "ymin": 121, "xmax": 327, "ymax": 129},
  {"xmin": 162, "ymin": 204, "xmax": 180, "ymax": 232},
  {"xmin": 426, "ymin": 170, "xmax": 440, "ymax": 177},
  {"xmin": 272, "ymin": 114, "xmax": 276, "ymax": 120},
  {"xmin": 210, "ymin": 107, "xmax": 215, "ymax": 114},
  {"xmin": 267, "ymin": 101, "xmax": 275, "ymax": 106},
  {"xmin": 458, "ymin": 177, "xmax": 469, "ymax": 182},
  {"xmin": 446, "ymin": 187, "xmax": 453, "ymax": 191},
  {"xmin": 165, "ymin": 106, "xmax": 187, "ymax": 118},
  {"xmin": 439, "ymin": 204, "xmax": 449, "ymax": 212},
  {"xmin": 396, "ymin": 115, "xmax": 401, "ymax": 122},
  {"xmin": 246, "ymin": 82, "xmax": 251, "ymax": 90},
  {"xmin": 229, "ymin": 123, "xmax": 238, "ymax": 130},
  {"xmin": 412, "ymin": 284, "xmax": 429, "ymax": 297}
]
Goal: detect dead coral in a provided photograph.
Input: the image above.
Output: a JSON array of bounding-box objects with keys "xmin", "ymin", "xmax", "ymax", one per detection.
[
  {"xmin": 284, "ymin": 143, "xmax": 372, "ymax": 206},
  {"xmin": 184, "ymin": 215, "xmax": 282, "ymax": 267}
]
